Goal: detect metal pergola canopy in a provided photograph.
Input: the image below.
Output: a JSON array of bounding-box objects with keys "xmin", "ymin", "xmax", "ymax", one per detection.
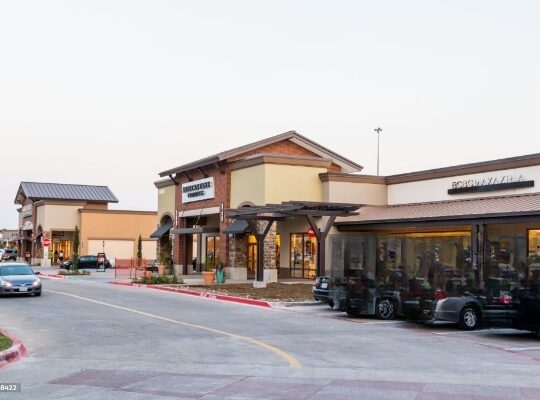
[{"xmin": 226, "ymin": 201, "xmax": 361, "ymax": 282}]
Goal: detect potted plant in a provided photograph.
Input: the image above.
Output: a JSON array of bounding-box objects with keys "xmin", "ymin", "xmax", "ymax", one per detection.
[{"xmin": 202, "ymin": 256, "xmax": 215, "ymax": 285}]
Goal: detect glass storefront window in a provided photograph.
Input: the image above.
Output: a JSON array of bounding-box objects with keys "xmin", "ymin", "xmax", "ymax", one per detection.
[
  {"xmin": 205, "ymin": 236, "xmax": 220, "ymax": 267},
  {"xmin": 290, "ymin": 233, "xmax": 317, "ymax": 279},
  {"xmin": 331, "ymin": 232, "xmax": 472, "ymax": 295}
]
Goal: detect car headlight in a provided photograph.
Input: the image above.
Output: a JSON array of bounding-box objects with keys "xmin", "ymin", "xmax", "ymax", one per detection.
[
  {"xmin": 32, "ymin": 278, "xmax": 41, "ymax": 287},
  {"xmin": 0, "ymin": 279, "xmax": 12, "ymax": 288}
]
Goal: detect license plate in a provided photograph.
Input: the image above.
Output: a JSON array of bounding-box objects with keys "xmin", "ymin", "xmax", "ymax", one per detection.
[
  {"xmin": 321, "ymin": 283, "xmax": 328, "ymax": 289},
  {"xmin": 18, "ymin": 287, "xmax": 28, "ymax": 292}
]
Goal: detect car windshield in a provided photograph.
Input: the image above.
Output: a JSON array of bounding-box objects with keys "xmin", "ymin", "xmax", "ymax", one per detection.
[{"xmin": 0, "ymin": 265, "xmax": 34, "ymax": 276}]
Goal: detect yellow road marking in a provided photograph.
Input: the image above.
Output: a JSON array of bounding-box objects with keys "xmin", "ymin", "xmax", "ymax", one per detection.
[{"xmin": 46, "ymin": 289, "xmax": 301, "ymax": 369}]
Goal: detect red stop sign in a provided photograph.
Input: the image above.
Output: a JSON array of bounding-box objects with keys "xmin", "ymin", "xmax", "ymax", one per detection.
[{"xmin": 42, "ymin": 237, "xmax": 50, "ymax": 247}]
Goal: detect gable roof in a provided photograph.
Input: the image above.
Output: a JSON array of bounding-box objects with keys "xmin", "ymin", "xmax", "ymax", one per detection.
[
  {"xmin": 159, "ymin": 130, "xmax": 363, "ymax": 177},
  {"xmin": 15, "ymin": 182, "xmax": 119, "ymax": 205}
]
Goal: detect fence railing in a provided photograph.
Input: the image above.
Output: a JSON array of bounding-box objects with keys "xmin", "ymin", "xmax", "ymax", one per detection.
[{"xmin": 114, "ymin": 258, "xmax": 149, "ymax": 279}]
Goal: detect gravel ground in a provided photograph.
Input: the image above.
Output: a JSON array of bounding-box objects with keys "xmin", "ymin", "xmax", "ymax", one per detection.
[{"xmin": 169, "ymin": 282, "xmax": 316, "ymax": 302}]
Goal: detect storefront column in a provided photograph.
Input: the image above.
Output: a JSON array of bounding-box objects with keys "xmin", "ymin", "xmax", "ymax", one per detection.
[
  {"xmin": 227, "ymin": 234, "xmax": 248, "ymax": 280},
  {"xmin": 263, "ymin": 223, "xmax": 278, "ymax": 283}
]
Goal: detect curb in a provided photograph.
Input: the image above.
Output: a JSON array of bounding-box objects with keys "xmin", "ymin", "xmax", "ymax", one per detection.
[
  {"xmin": 0, "ymin": 329, "xmax": 27, "ymax": 368},
  {"xmin": 38, "ymin": 273, "xmax": 66, "ymax": 279},
  {"xmin": 109, "ymin": 281, "xmax": 273, "ymax": 308}
]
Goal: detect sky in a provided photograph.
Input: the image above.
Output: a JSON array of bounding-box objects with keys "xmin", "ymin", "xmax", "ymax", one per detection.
[{"xmin": 1, "ymin": 0, "xmax": 540, "ymax": 228}]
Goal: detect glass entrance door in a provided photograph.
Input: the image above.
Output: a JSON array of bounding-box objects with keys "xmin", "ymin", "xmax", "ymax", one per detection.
[{"xmin": 247, "ymin": 235, "xmax": 257, "ymax": 279}]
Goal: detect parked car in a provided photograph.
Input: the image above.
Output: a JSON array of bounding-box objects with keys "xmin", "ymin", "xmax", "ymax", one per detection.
[
  {"xmin": 416, "ymin": 283, "xmax": 518, "ymax": 330},
  {"xmin": 1, "ymin": 248, "xmax": 17, "ymax": 261},
  {"xmin": 313, "ymin": 276, "xmax": 334, "ymax": 307},
  {"xmin": 509, "ymin": 288, "xmax": 540, "ymax": 339},
  {"xmin": 0, "ymin": 262, "xmax": 41, "ymax": 296},
  {"xmin": 62, "ymin": 255, "xmax": 112, "ymax": 270}
]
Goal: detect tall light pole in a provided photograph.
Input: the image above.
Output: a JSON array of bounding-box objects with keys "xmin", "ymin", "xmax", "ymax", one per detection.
[{"xmin": 374, "ymin": 127, "xmax": 382, "ymax": 176}]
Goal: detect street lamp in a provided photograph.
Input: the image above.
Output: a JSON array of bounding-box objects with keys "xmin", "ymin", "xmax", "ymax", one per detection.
[{"xmin": 374, "ymin": 127, "xmax": 382, "ymax": 176}]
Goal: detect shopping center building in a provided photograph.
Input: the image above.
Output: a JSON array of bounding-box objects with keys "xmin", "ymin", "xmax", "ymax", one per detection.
[
  {"xmin": 155, "ymin": 131, "xmax": 540, "ymax": 290},
  {"xmin": 154, "ymin": 131, "xmax": 362, "ymax": 281},
  {"xmin": 14, "ymin": 182, "xmax": 157, "ymax": 265}
]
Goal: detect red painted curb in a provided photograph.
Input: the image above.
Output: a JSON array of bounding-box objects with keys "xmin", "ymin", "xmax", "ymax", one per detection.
[
  {"xmin": 0, "ymin": 328, "xmax": 27, "ymax": 368},
  {"xmin": 109, "ymin": 281, "xmax": 273, "ymax": 308},
  {"xmin": 38, "ymin": 273, "xmax": 66, "ymax": 279}
]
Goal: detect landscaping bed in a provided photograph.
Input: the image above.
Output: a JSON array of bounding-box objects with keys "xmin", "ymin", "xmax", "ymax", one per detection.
[
  {"xmin": 167, "ymin": 282, "xmax": 315, "ymax": 302},
  {"xmin": 0, "ymin": 333, "xmax": 12, "ymax": 352}
]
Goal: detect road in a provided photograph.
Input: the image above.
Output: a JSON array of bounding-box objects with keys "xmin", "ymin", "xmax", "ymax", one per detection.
[{"xmin": 1, "ymin": 277, "xmax": 540, "ymax": 399}]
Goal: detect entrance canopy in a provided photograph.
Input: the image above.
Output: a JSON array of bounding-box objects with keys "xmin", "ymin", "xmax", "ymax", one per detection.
[
  {"xmin": 150, "ymin": 220, "xmax": 173, "ymax": 238},
  {"xmin": 227, "ymin": 201, "xmax": 360, "ymax": 281}
]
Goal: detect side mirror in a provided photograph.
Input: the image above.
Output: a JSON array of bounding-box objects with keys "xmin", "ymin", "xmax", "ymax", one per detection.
[{"xmin": 34, "ymin": 271, "xmax": 41, "ymax": 275}]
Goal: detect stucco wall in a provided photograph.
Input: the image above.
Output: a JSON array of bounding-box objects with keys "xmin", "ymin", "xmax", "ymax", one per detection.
[
  {"xmin": 323, "ymin": 181, "xmax": 387, "ymax": 205},
  {"xmin": 42, "ymin": 204, "xmax": 83, "ymax": 231},
  {"xmin": 79, "ymin": 210, "xmax": 157, "ymax": 258},
  {"xmin": 230, "ymin": 164, "xmax": 266, "ymax": 207},
  {"xmin": 264, "ymin": 164, "xmax": 324, "ymax": 204},
  {"xmin": 157, "ymin": 184, "xmax": 175, "ymax": 222},
  {"xmin": 388, "ymin": 165, "xmax": 540, "ymax": 205},
  {"xmin": 231, "ymin": 164, "xmax": 325, "ymax": 208}
]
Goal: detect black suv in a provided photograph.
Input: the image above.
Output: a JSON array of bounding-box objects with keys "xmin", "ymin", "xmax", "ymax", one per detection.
[
  {"xmin": 61, "ymin": 255, "xmax": 112, "ymax": 270},
  {"xmin": 1, "ymin": 249, "xmax": 18, "ymax": 261}
]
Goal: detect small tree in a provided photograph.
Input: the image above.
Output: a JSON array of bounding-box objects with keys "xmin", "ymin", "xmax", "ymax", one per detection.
[
  {"xmin": 137, "ymin": 235, "xmax": 143, "ymax": 267},
  {"xmin": 72, "ymin": 225, "xmax": 80, "ymax": 272}
]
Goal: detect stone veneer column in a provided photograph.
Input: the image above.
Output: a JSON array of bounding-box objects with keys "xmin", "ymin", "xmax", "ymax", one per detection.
[
  {"xmin": 226, "ymin": 234, "xmax": 247, "ymax": 280},
  {"xmin": 263, "ymin": 223, "xmax": 278, "ymax": 283}
]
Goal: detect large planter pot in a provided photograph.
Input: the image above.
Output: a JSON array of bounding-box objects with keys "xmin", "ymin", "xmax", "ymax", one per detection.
[{"xmin": 202, "ymin": 270, "xmax": 215, "ymax": 285}]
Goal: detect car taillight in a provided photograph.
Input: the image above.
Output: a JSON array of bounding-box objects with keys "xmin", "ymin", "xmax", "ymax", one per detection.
[
  {"xmin": 500, "ymin": 295, "xmax": 512, "ymax": 305},
  {"xmin": 435, "ymin": 289, "xmax": 447, "ymax": 300}
]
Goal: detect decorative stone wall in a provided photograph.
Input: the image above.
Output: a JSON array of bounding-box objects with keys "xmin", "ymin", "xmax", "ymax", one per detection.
[
  {"xmin": 263, "ymin": 222, "xmax": 277, "ymax": 270},
  {"xmin": 228, "ymin": 234, "xmax": 247, "ymax": 268}
]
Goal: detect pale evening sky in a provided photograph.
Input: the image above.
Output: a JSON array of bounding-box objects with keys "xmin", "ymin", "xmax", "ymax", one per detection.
[{"xmin": 1, "ymin": 0, "xmax": 539, "ymax": 228}]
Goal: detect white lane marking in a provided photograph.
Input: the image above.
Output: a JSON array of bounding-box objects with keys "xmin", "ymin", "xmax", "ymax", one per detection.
[{"xmin": 45, "ymin": 289, "xmax": 301, "ymax": 369}]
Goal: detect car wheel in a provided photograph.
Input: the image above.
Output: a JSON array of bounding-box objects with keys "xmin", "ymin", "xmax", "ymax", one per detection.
[
  {"xmin": 536, "ymin": 328, "xmax": 540, "ymax": 340},
  {"xmin": 34, "ymin": 291, "xmax": 41, "ymax": 297},
  {"xmin": 328, "ymin": 300, "xmax": 334, "ymax": 309},
  {"xmin": 459, "ymin": 306, "xmax": 480, "ymax": 330},
  {"xmin": 375, "ymin": 298, "xmax": 396, "ymax": 320}
]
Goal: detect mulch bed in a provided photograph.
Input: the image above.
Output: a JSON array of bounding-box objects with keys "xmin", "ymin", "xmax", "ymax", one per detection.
[{"xmin": 168, "ymin": 282, "xmax": 315, "ymax": 302}]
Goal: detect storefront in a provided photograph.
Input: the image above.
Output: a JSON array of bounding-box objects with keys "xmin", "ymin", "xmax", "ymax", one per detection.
[
  {"xmin": 14, "ymin": 182, "xmax": 157, "ymax": 265},
  {"xmin": 328, "ymin": 153, "xmax": 540, "ymax": 319},
  {"xmin": 156, "ymin": 131, "xmax": 363, "ymax": 282}
]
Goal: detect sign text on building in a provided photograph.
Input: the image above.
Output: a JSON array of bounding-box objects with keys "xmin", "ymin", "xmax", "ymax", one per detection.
[
  {"xmin": 182, "ymin": 177, "xmax": 215, "ymax": 203},
  {"xmin": 448, "ymin": 174, "xmax": 534, "ymax": 195},
  {"xmin": 21, "ymin": 204, "xmax": 33, "ymax": 217}
]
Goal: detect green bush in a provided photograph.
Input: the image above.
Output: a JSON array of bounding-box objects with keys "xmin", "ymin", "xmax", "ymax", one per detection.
[{"xmin": 133, "ymin": 275, "xmax": 183, "ymax": 284}]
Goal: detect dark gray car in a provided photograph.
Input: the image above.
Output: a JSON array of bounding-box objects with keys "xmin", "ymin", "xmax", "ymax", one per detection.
[{"xmin": 0, "ymin": 262, "xmax": 42, "ymax": 296}]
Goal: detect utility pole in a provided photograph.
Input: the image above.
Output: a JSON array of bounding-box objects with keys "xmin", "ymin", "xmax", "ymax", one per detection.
[{"xmin": 374, "ymin": 127, "xmax": 382, "ymax": 176}]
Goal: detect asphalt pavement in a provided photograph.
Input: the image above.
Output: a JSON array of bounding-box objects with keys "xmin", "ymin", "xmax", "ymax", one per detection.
[{"xmin": 1, "ymin": 277, "xmax": 540, "ymax": 399}]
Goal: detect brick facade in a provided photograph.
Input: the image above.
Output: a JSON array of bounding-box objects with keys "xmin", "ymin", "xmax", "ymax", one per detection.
[{"xmin": 171, "ymin": 137, "xmax": 344, "ymax": 275}]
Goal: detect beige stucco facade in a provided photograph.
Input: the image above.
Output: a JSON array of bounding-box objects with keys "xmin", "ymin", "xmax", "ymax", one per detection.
[
  {"xmin": 79, "ymin": 210, "xmax": 157, "ymax": 260},
  {"xmin": 157, "ymin": 182, "xmax": 175, "ymax": 222},
  {"xmin": 231, "ymin": 164, "xmax": 325, "ymax": 207},
  {"xmin": 322, "ymin": 181, "xmax": 387, "ymax": 205}
]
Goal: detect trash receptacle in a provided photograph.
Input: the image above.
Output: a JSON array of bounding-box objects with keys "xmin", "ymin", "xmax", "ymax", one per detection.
[{"xmin": 216, "ymin": 265, "xmax": 225, "ymax": 284}]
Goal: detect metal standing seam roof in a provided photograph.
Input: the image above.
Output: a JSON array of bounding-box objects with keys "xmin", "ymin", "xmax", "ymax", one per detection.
[
  {"xmin": 18, "ymin": 182, "xmax": 119, "ymax": 203},
  {"xmin": 336, "ymin": 193, "xmax": 540, "ymax": 225}
]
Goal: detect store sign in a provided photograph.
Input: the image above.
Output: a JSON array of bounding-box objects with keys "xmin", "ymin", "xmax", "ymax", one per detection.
[
  {"xmin": 182, "ymin": 177, "xmax": 215, "ymax": 203},
  {"xmin": 448, "ymin": 174, "xmax": 534, "ymax": 195},
  {"xmin": 21, "ymin": 204, "xmax": 32, "ymax": 217}
]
